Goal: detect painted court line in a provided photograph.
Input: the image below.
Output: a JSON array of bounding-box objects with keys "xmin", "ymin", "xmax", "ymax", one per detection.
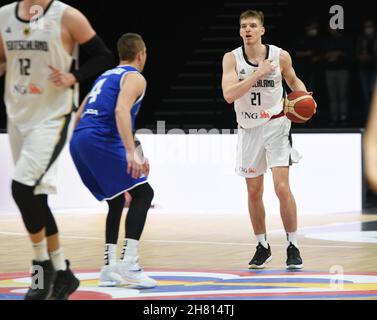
[{"xmin": 0, "ymin": 231, "xmax": 366, "ymax": 249}]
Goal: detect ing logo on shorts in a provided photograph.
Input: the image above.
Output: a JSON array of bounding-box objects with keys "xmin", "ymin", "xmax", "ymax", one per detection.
[
  {"xmin": 1, "ymin": 269, "xmax": 377, "ymax": 300},
  {"xmin": 239, "ymin": 167, "xmax": 257, "ymax": 174}
]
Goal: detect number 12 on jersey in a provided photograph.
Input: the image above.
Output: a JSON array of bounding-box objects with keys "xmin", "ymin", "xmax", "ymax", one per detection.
[
  {"xmin": 19, "ymin": 58, "xmax": 31, "ymax": 76},
  {"xmin": 251, "ymin": 92, "xmax": 261, "ymax": 106}
]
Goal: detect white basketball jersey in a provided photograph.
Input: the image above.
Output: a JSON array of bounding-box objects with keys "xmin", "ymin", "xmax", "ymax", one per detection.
[
  {"xmin": 0, "ymin": 1, "xmax": 78, "ymax": 132},
  {"xmin": 232, "ymin": 44, "xmax": 284, "ymax": 128}
]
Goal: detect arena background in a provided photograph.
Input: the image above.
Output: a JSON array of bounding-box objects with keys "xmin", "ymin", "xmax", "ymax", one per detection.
[
  {"xmin": 1, "ymin": 0, "xmax": 377, "ymax": 302},
  {"xmin": 0, "ymin": 0, "xmax": 373, "ymax": 130},
  {"xmin": 1, "ymin": 0, "xmax": 375, "ymax": 207}
]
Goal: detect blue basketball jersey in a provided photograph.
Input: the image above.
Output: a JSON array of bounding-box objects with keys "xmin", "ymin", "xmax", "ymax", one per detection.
[
  {"xmin": 75, "ymin": 65, "xmax": 145, "ymax": 134},
  {"xmin": 70, "ymin": 65, "xmax": 148, "ymax": 201}
]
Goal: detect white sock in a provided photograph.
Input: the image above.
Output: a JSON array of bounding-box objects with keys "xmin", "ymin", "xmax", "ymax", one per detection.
[
  {"xmin": 104, "ymin": 244, "xmax": 117, "ymax": 266},
  {"xmin": 256, "ymin": 234, "xmax": 268, "ymax": 249},
  {"xmin": 50, "ymin": 248, "xmax": 67, "ymax": 271},
  {"xmin": 120, "ymin": 238, "xmax": 139, "ymax": 263},
  {"xmin": 287, "ymin": 232, "xmax": 298, "ymax": 247},
  {"xmin": 32, "ymin": 239, "xmax": 49, "ymax": 262}
]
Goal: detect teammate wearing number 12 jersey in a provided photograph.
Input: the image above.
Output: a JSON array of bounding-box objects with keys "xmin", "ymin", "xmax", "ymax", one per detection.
[
  {"xmin": 0, "ymin": 0, "xmax": 112, "ymax": 299},
  {"xmin": 222, "ymin": 10, "xmax": 313, "ymax": 270}
]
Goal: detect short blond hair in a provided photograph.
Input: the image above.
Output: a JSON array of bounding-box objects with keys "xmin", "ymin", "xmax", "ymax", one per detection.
[{"xmin": 239, "ymin": 10, "xmax": 264, "ymax": 26}]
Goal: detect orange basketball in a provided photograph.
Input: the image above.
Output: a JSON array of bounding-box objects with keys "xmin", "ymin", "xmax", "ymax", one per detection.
[{"xmin": 284, "ymin": 91, "xmax": 317, "ymax": 123}]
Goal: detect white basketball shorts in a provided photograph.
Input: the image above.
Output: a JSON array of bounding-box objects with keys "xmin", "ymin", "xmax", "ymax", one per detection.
[
  {"xmin": 236, "ymin": 116, "xmax": 302, "ymax": 178},
  {"xmin": 7, "ymin": 114, "xmax": 73, "ymax": 195}
]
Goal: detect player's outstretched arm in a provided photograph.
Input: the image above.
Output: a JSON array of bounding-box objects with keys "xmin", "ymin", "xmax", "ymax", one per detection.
[
  {"xmin": 364, "ymin": 85, "xmax": 377, "ymax": 193},
  {"xmin": 222, "ymin": 52, "xmax": 274, "ymax": 104},
  {"xmin": 115, "ymin": 73, "xmax": 146, "ymax": 179},
  {"xmin": 280, "ymin": 50, "xmax": 307, "ymax": 92}
]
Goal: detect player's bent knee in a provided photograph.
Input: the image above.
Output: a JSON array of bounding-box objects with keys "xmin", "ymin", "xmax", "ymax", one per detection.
[
  {"xmin": 144, "ymin": 184, "xmax": 154, "ymax": 203},
  {"xmin": 11, "ymin": 180, "xmax": 34, "ymax": 204},
  {"xmin": 11, "ymin": 180, "xmax": 45, "ymax": 234},
  {"xmin": 130, "ymin": 183, "xmax": 154, "ymax": 204}
]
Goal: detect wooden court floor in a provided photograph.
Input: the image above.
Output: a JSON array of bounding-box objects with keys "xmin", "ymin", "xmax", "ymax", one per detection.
[{"xmin": 1, "ymin": 211, "xmax": 377, "ymax": 299}]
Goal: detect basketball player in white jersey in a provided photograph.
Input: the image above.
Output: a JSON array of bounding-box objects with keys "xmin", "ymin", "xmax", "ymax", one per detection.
[
  {"xmin": 222, "ymin": 10, "xmax": 313, "ymax": 270},
  {"xmin": 0, "ymin": 0, "xmax": 113, "ymax": 299}
]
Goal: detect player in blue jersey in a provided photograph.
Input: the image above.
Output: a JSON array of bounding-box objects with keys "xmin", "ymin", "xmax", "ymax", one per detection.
[{"xmin": 70, "ymin": 33, "xmax": 156, "ymax": 288}]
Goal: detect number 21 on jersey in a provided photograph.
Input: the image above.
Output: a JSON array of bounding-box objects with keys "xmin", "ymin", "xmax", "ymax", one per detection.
[{"xmin": 251, "ymin": 92, "xmax": 261, "ymax": 106}]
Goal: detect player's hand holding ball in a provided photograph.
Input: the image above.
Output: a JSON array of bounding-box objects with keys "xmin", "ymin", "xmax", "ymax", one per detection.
[{"xmin": 284, "ymin": 91, "xmax": 317, "ymax": 123}]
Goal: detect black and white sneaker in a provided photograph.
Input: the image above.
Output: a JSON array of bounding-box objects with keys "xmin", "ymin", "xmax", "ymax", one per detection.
[
  {"xmin": 49, "ymin": 260, "xmax": 80, "ymax": 300},
  {"xmin": 286, "ymin": 243, "xmax": 303, "ymax": 270},
  {"xmin": 248, "ymin": 243, "xmax": 272, "ymax": 269},
  {"xmin": 24, "ymin": 260, "xmax": 56, "ymax": 300}
]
